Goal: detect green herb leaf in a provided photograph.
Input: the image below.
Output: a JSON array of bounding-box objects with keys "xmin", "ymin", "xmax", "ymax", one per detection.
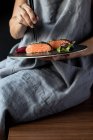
[
  {"xmin": 56, "ymin": 47, "xmax": 61, "ymax": 53},
  {"xmin": 56, "ymin": 43, "xmax": 74, "ymax": 53}
]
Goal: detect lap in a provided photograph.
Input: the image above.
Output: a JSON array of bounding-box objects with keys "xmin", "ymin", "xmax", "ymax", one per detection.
[{"xmin": 0, "ymin": 55, "xmax": 93, "ymax": 123}]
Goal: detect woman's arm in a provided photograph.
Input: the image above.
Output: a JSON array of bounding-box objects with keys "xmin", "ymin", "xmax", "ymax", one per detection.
[{"xmin": 9, "ymin": 0, "xmax": 38, "ymax": 39}]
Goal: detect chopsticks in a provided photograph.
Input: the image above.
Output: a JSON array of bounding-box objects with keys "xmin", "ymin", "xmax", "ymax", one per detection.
[{"xmin": 29, "ymin": 0, "xmax": 37, "ymax": 42}]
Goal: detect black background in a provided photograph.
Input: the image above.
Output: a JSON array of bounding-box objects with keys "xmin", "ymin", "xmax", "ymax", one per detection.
[{"xmin": 0, "ymin": 1, "xmax": 19, "ymax": 61}]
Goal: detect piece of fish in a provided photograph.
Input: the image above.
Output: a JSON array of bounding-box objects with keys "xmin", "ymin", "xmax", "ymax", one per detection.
[{"xmin": 26, "ymin": 42, "xmax": 52, "ymax": 53}]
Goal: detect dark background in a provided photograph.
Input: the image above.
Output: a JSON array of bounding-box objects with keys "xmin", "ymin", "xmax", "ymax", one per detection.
[{"xmin": 0, "ymin": 1, "xmax": 19, "ymax": 61}]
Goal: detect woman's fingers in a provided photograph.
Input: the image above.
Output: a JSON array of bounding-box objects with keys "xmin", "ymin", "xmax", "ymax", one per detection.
[
  {"xmin": 18, "ymin": 5, "xmax": 34, "ymax": 28},
  {"xmin": 21, "ymin": 3, "xmax": 38, "ymax": 24},
  {"xmin": 16, "ymin": 14, "xmax": 28, "ymax": 27},
  {"xmin": 39, "ymin": 54, "xmax": 70, "ymax": 61},
  {"xmin": 39, "ymin": 57, "xmax": 53, "ymax": 61},
  {"xmin": 52, "ymin": 54, "xmax": 70, "ymax": 60},
  {"xmin": 16, "ymin": 3, "xmax": 38, "ymax": 28}
]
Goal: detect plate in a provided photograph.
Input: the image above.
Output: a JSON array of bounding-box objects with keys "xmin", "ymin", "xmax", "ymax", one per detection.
[{"xmin": 9, "ymin": 45, "xmax": 87, "ymax": 59}]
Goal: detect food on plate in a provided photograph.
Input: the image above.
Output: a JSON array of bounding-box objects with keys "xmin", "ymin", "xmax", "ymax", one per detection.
[
  {"xmin": 26, "ymin": 42, "xmax": 52, "ymax": 54},
  {"xmin": 48, "ymin": 39, "xmax": 75, "ymax": 53},
  {"xmin": 56, "ymin": 42, "xmax": 75, "ymax": 53},
  {"xmin": 48, "ymin": 39, "xmax": 71, "ymax": 49},
  {"xmin": 16, "ymin": 39, "xmax": 75, "ymax": 54},
  {"xmin": 16, "ymin": 47, "xmax": 26, "ymax": 53}
]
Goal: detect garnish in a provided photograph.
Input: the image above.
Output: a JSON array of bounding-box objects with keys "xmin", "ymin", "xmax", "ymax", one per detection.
[
  {"xmin": 16, "ymin": 47, "xmax": 26, "ymax": 53},
  {"xmin": 56, "ymin": 41, "xmax": 75, "ymax": 53}
]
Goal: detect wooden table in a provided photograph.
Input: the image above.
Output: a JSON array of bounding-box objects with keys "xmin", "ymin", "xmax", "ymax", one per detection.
[
  {"xmin": 8, "ymin": 95, "xmax": 93, "ymax": 140},
  {"xmin": 8, "ymin": 37, "xmax": 93, "ymax": 140}
]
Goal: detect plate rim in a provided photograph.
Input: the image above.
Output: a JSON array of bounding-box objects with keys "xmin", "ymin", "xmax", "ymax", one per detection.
[{"xmin": 8, "ymin": 45, "xmax": 87, "ymax": 59}]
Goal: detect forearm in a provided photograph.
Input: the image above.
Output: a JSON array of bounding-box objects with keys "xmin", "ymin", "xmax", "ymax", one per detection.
[
  {"xmin": 9, "ymin": 0, "xmax": 38, "ymax": 39},
  {"xmin": 9, "ymin": 0, "xmax": 27, "ymax": 39},
  {"xmin": 9, "ymin": 17, "xmax": 27, "ymax": 39}
]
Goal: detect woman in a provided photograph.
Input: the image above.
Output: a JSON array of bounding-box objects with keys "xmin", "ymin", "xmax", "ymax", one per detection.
[{"xmin": 0, "ymin": 0, "xmax": 93, "ymax": 139}]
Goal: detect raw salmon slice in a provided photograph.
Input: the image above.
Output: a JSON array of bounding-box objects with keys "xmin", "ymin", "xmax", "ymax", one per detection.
[
  {"xmin": 26, "ymin": 43, "xmax": 52, "ymax": 54},
  {"xmin": 49, "ymin": 39, "xmax": 71, "ymax": 49}
]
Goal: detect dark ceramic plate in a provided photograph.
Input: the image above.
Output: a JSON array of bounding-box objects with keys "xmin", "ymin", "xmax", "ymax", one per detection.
[{"xmin": 9, "ymin": 45, "xmax": 87, "ymax": 59}]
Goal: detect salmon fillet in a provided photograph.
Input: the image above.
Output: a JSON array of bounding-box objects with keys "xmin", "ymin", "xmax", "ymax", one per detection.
[
  {"xmin": 48, "ymin": 39, "xmax": 71, "ymax": 49},
  {"xmin": 26, "ymin": 43, "xmax": 52, "ymax": 54}
]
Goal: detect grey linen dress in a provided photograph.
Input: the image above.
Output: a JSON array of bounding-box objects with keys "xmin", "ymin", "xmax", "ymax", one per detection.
[{"xmin": 0, "ymin": 0, "xmax": 93, "ymax": 139}]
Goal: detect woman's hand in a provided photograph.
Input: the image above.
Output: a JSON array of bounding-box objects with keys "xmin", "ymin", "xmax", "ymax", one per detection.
[
  {"xmin": 14, "ymin": 3, "xmax": 38, "ymax": 28},
  {"xmin": 39, "ymin": 54, "xmax": 70, "ymax": 61},
  {"xmin": 40, "ymin": 49, "xmax": 85, "ymax": 61},
  {"xmin": 9, "ymin": 0, "xmax": 38, "ymax": 39}
]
